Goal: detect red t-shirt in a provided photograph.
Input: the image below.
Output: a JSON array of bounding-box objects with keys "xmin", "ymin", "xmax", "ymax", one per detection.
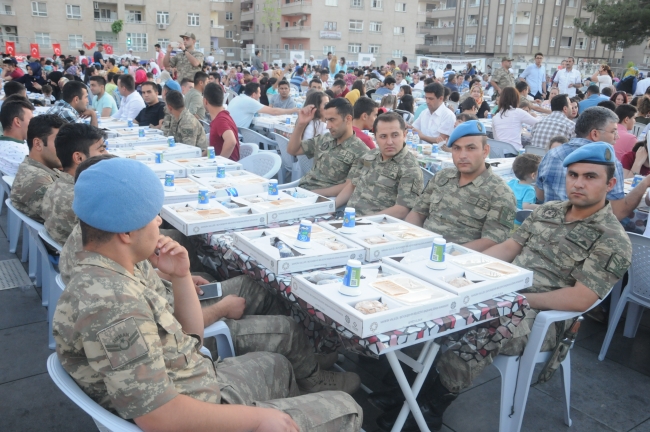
[
  {"xmin": 10, "ymin": 68, "xmax": 24, "ymax": 79},
  {"xmin": 352, "ymin": 126, "xmax": 376, "ymax": 149},
  {"xmin": 621, "ymin": 151, "xmax": 650, "ymax": 176},
  {"xmin": 209, "ymin": 110, "xmax": 240, "ymax": 161}
]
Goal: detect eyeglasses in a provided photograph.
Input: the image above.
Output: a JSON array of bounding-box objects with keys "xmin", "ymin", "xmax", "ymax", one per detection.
[{"xmin": 598, "ymin": 129, "xmax": 619, "ymax": 137}]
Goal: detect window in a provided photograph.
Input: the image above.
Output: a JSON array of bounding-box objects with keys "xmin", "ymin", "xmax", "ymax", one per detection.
[
  {"xmin": 35, "ymin": 32, "xmax": 50, "ymax": 44},
  {"xmin": 349, "ymin": 20, "xmax": 363, "ymax": 31},
  {"xmin": 616, "ymin": 58, "xmax": 622, "ymax": 64},
  {"xmin": 465, "ymin": 34, "xmax": 476, "ymax": 45},
  {"xmin": 497, "ymin": 15, "xmax": 503, "ymax": 25},
  {"xmin": 323, "ymin": 45, "xmax": 335, "ymax": 54},
  {"xmin": 157, "ymin": 38, "xmax": 170, "ymax": 47},
  {"xmin": 68, "ymin": 34, "xmax": 83, "ymax": 49},
  {"xmin": 348, "ymin": 43, "xmax": 362, "ymax": 53},
  {"xmin": 535, "ymin": 15, "xmax": 542, "ymax": 25},
  {"xmin": 496, "ymin": 35, "xmax": 502, "ymax": 45},
  {"xmin": 126, "ymin": 32, "xmax": 148, "ymax": 51},
  {"xmin": 500, "ymin": 0, "xmax": 505, "ymax": 4},
  {"xmin": 550, "ymin": 37, "xmax": 556, "ymax": 47},
  {"xmin": 325, "ymin": 0, "xmax": 338, "ymax": 5},
  {"xmin": 539, "ymin": 0, "xmax": 544, "ymax": 3},
  {"xmin": 66, "ymin": 4, "xmax": 81, "ymax": 19},
  {"xmin": 351, "ymin": 0, "xmax": 363, "ymax": 8},
  {"xmin": 480, "ymin": 35, "xmax": 486, "ymax": 45},
  {"xmin": 483, "ymin": 16, "xmax": 488, "ymax": 25},
  {"xmin": 392, "ymin": 49, "xmax": 403, "ymax": 58},
  {"xmin": 94, "ymin": 8, "xmax": 115, "ymax": 21},
  {"xmin": 188, "ymin": 13, "xmax": 200, "ymax": 26},
  {"xmin": 255, "ymin": 24, "xmax": 259, "ymax": 32},
  {"xmin": 457, "ymin": 36, "xmax": 462, "ymax": 45},
  {"xmin": 369, "ymin": 44, "xmax": 381, "ymax": 54},
  {"xmin": 555, "ymin": 0, "xmax": 561, "ymax": 4},
  {"xmin": 393, "ymin": 26, "xmax": 405, "ymax": 35},
  {"xmin": 591, "ymin": 39, "xmax": 596, "ymax": 49},
  {"xmin": 533, "ymin": 36, "xmax": 539, "ymax": 46},
  {"xmin": 370, "ymin": 21, "xmax": 382, "ymax": 32},
  {"xmin": 225, "ymin": 12, "xmax": 233, "ymax": 20},
  {"xmin": 553, "ymin": 16, "xmax": 558, "ymax": 26},
  {"xmin": 156, "ymin": 11, "xmax": 169, "ymax": 25},
  {"xmin": 577, "ymin": 37, "xmax": 586, "ymax": 49},
  {"xmin": 127, "ymin": 10, "xmax": 142, "ymax": 23},
  {"xmin": 371, "ymin": 0, "xmax": 383, "ymax": 9},
  {"xmin": 395, "ymin": 2, "xmax": 406, "ymax": 12},
  {"xmin": 284, "ymin": 44, "xmax": 290, "ymax": 50},
  {"xmin": 31, "ymin": 1, "xmax": 47, "ymax": 16},
  {"xmin": 225, "ymin": 30, "xmax": 233, "ymax": 38},
  {"xmin": 324, "ymin": 21, "xmax": 337, "ymax": 30},
  {"xmin": 459, "ymin": 18, "xmax": 464, "ymax": 27}
]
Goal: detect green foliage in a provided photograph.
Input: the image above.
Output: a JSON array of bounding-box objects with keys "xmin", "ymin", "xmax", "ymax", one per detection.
[
  {"xmin": 260, "ymin": 0, "xmax": 281, "ymax": 30},
  {"xmin": 575, "ymin": 0, "xmax": 650, "ymax": 48},
  {"xmin": 111, "ymin": 19, "xmax": 123, "ymax": 35}
]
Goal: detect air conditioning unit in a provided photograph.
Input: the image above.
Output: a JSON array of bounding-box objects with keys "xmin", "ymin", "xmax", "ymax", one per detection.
[
  {"xmin": 157, "ymin": 24, "xmax": 167, "ymax": 30},
  {"xmin": 94, "ymin": 2, "xmax": 99, "ymax": 9}
]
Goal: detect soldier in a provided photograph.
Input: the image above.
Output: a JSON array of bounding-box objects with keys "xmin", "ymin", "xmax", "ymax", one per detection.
[
  {"xmin": 42, "ymin": 124, "xmax": 107, "ymax": 245},
  {"xmin": 490, "ymin": 57, "xmax": 516, "ymax": 96},
  {"xmin": 53, "ymin": 158, "xmax": 362, "ymax": 432},
  {"xmin": 10, "ymin": 114, "xmax": 66, "ymax": 223},
  {"xmin": 288, "ymin": 98, "xmax": 368, "ymax": 197},
  {"xmin": 405, "ymin": 120, "xmax": 517, "ymax": 252},
  {"xmin": 163, "ymin": 32, "xmax": 204, "ymax": 83},
  {"xmin": 184, "ymin": 71, "xmax": 207, "ymax": 122},
  {"xmin": 375, "ymin": 142, "xmax": 632, "ymax": 432},
  {"xmin": 165, "ymin": 89, "xmax": 208, "ymax": 155},
  {"xmin": 335, "ymin": 112, "xmax": 423, "ymax": 217},
  {"xmin": 160, "ymin": 80, "xmax": 181, "ymax": 134}
]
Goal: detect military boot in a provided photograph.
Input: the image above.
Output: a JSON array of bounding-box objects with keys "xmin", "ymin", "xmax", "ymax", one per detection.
[
  {"xmin": 315, "ymin": 351, "xmax": 340, "ymax": 370},
  {"xmin": 297, "ymin": 365, "xmax": 361, "ymax": 395}
]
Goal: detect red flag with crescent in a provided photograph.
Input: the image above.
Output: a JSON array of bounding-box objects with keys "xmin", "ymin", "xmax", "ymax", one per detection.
[
  {"xmin": 30, "ymin": 44, "xmax": 40, "ymax": 58},
  {"xmin": 5, "ymin": 41, "xmax": 15, "ymax": 56},
  {"xmin": 104, "ymin": 44, "xmax": 114, "ymax": 55},
  {"xmin": 52, "ymin": 43, "xmax": 62, "ymax": 56}
]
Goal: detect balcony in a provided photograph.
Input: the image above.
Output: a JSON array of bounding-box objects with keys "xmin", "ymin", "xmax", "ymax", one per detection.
[
  {"xmin": 210, "ymin": 0, "xmax": 228, "ymax": 11},
  {"xmin": 211, "ymin": 25, "xmax": 225, "ymax": 38},
  {"xmin": 426, "ymin": 7, "xmax": 457, "ymax": 18},
  {"xmin": 279, "ymin": 25, "xmax": 311, "ymax": 38},
  {"xmin": 0, "ymin": 10, "xmax": 15, "ymax": 15},
  {"xmin": 281, "ymin": 0, "xmax": 312, "ymax": 16},
  {"xmin": 417, "ymin": 24, "xmax": 455, "ymax": 35}
]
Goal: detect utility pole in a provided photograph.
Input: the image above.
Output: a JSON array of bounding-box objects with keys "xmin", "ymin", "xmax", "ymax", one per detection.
[{"xmin": 508, "ymin": 0, "xmax": 518, "ymax": 59}]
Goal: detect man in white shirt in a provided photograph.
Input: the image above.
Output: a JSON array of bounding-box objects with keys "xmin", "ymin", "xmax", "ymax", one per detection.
[
  {"xmin": 519, "ymin": 52, "xmax": 547, "ymax": 100},
  {"xmin": 112, "ymin": 74, "xmax": 146, "ymax": 121},
  {"xmin": 227, "ymin": 82, "xmax": 299, "ymax": 129},
  {"xmin": 392, "ymin": 71, "xmax": 407, "ymax": 95},
  {"xmin": 634, "ymin": 75, "xmax": 650, "ymax": 97},
  {"xmin": 410, "ymin": 83, "xmax": 456, "ymax": 147},
  {"xmin": 0, "ymin": 98, "xmax": 34, "ymax": 176},
  {"xmin": 553, "ymin": 57, "xmax": 582, "ymax": 97}
]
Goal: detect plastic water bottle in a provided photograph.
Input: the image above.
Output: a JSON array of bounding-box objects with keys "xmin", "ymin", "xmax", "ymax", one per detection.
[
  {"xmin": 487, "ymin": 113, "xmax": 493, "ymax": 120},
  {"xmin": 413, "ymin": 133, "xmax": 420, "ymax": 147},
  {"xmin": 406, "ymin": 130, "xmax": 414, "ymax": 149}
]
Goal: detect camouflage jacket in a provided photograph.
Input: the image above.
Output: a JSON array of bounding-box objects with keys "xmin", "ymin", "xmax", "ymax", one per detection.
[
  {"xmin": 492, "ymin": 67, "xmax": 515, "ymax": 92},
  {"xmin": 169, "ymin": 50, "xmax": 204, "ymax": 83},
  {"xmin": 184, "ymin": 88, "xmax": 206, "ymax": 121},
  {"xmin": 413, "ymin": 164, "xmax": 517, "ymax": 244},
  {"xmin": 10, "ymin": 156, "xmax": 61, "ymax": 223},
  {"xmin": 169, "ymin": 108, "xmax": 208, "ymax": 151},
  {"xmin": 42, "ymin": 171, "xmax": 76, "ymax": 245},
  {"xmin": 348, "ymin": 146, "xmax": 423, "ymax": 216}
]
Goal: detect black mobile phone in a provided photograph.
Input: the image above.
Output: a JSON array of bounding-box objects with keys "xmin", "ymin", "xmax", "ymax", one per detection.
[{"xmin": 198, "ymin": 282, "xmax": 222, "ymax": 301}]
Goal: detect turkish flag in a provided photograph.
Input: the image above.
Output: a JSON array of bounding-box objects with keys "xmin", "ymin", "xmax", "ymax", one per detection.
[
  {"xmin": 104, "ymin": 44, "xmax": 114, "ymax": 55},
  {"xmin": 52, "ymin": 43, "xmax": 61, "ymax": 56},
  {"xmin": 30, "ymin": 44, "xmax": 40, "ymax": 58},
  {"xmin": 5, "ymin": 41, "xmax": 15, "ymax": 56}
]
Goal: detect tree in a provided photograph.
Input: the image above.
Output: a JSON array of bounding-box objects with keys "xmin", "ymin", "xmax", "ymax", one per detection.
[
  {"xmin": 260, "ymin": 0, "xmax": 280, "ymax": 33},
  {"xmin": 575, "ymin": 0, "xmax": 650, "ymax": 48}
]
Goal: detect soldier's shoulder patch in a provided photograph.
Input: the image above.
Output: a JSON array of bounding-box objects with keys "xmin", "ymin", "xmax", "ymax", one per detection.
[
  {"xmin": 606, "ymin": 253, "xmax": 630, "ymax": 279},
  {"xmin": 498, "ymin": 206, "xmax": 516, "ymax": 227},
  {"xmin": 566, "ymin": 224, "xmax": 602, "ymax": 251},
  {"xmin": 97, "ymin": 317, "xmax": 149, "ymax": 370}
]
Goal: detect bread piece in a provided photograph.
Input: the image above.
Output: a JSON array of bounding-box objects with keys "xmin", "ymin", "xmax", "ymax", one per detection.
[
  {"xmin": 448, "ymin": 277, "xmax": 473, "ymax": 288},
  {"xmin": 364, "ymin": 236, "xmax": 389, "ymax": 245},
  {"xmin": 372, "ymin": 280, "xmax": 410, "ymax": 296},
  {"xmin": 483, "ymin": 262, "xmax": 519, "ymax": 275},
  {"xmin": 355, "ymin": 300, "xmax": 389, "ymax": 315}
]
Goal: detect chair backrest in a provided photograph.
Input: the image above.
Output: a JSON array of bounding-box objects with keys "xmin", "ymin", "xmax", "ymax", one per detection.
[
  {"xmin": 487, "ymin": 139, "xmax": 519, "ymax": 158},
  {"xmin": 372, "ymin": 94, "xmax": 383, "ymax": 102},
  {"xmin": 271, "ymin": 132, "xmax": 297, "ymax": 177},
  {"xmin": 6, "ymin": 199, "xmax": 44, "ymax": 231},
  {"xmin": 297, "ymin": 155, "xmax": 313, "ymax": 178},
  {"xmin": 2, "ymin": 175, "xmax": 14, "ymax": 190},
  {"xmin": 524, "ymin": 146, "xmax": 547, "ymax": 157},
  {"xmin": 238, "ymin": 127, "xmax": 277, "ymax": 150},
  {"xmin": 395, "ymin": 109, "xmax": 414, "ymax": 124},
  {"xmin": 47, "ymin": 353, "xmax": 143, "ymax": 432},
  {"xmin": 627, "ymin": 233, "xmax": 650, "ymax": 301},
  {"xmin": 226, "ymin": 89, "xmax": 238, "ymax": 104},
  {"xmin": 239, "ymin": 143, "xmax": 259, "ymax": 159},
  {"xmin": 412, "ymin": 89, "xmax": 424, "ymax": 99},
  {"xmin": 39, "ymin": 227, "xmax": 63, "ymax": 252},
  {"xmin": 239, "ymin": 152, "xmax": 282, "ymax": 179},
  {"xmin": 420, "ymin": 167, "xmax": 434, "ymax": 189},
  {"xmin": 516, "ymin": 209, "xmax": 533, "ymax": 224}
]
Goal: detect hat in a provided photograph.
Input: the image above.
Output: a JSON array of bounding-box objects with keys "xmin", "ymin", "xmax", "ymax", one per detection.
[
  {"xmin": 164, "ymin": 80, "xmax": 181, "ymax": 92},
  {"xmin": 562, "ymin": 142, "xmax": 616, "ymax": 167},
  {"xmin": 446, "ymin": 120, "xmax": 487, "ymax": 147},
  {"xmin": 501, "ymin": 57, "xmax": 514, "ymax": 62},
  {"xmin": 180, "ymin": 32, "xmax": 196, "ymax": 40},
  {"xmin": 73, "ymin": 158, "xmax": 164, "ymax": 233}
]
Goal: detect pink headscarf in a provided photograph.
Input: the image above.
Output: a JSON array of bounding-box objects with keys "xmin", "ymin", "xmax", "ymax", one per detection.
[{"xmin": 135, "ymin": 69, "xmax": 147, "ymax": 85}]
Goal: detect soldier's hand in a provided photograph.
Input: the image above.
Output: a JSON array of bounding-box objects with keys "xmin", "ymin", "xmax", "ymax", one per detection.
[
  {"xmin": 149, "ymin": 235, "xmax": 191, "ymax": 279},
  {"xmin": 219, "ymin": 295, "xmax": 246, "ymax": 320},
  {"xmin": 297, "ymin": 105, "xmax": 317, "ymax": 125},
  {"xmin": 178, "ymin": 41, "xmax": 186, "ymax": 51},
  {"xmin": 253, "ymin": 408, "xmax": 299, "ymax": 432},
  {"xmin": 191, "ymin": 275, "xmax": 210, "ymax": 295}
]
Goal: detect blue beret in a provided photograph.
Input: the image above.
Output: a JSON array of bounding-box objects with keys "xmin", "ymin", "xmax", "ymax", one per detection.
[
  {"xmin": 447, "ymin": 120, "xmax": 487, "ymax": 147},
  {"xmin": 73, "ymin": 158, "xmax": 164, "ymax": 233},
  {"xmin": 164, "ymin": 80, "xmax": 181, "ymax": 92},
  {"xmin": 562, "ymin": 142, "xmax": 616, "ymax": 167}
]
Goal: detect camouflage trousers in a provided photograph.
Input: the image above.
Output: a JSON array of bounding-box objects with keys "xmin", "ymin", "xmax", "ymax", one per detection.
[
  {"xmin": 203, "ymin": 275, "xmax": 319, "ymax": 380},
  {"xmin": 216, "ymin": 352, "xmax": 362, "ymax": 431},
  {"xmin": 436, "ymin": 308, "xmax": 562, "ymax": 393}
]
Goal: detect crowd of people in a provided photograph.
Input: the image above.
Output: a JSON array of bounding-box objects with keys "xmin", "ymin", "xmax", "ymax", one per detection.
[{"xmin": 1, "ymin": 34, "xmax": 648, "ymax": 431}]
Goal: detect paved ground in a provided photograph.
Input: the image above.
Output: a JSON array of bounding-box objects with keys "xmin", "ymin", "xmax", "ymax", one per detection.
[{"xmin": 1, "ymin": 206, "xmax": 649, "ymax": 432}]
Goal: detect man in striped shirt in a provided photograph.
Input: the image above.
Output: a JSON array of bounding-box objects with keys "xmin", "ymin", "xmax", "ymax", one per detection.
[
  {"xmin": 529, "ymin": 94, "xmax": 576, "ymax": 149},
  {"xmin": 443, "ymin": 64, "xmax": 455, "ymax": 84}
]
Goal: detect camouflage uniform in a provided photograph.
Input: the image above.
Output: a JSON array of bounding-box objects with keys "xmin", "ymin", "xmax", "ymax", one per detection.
[
  {"xmin": 299, "ymin": 132, "xmax": 368, "ymax": 191},
  {"xmin": 412, "ymin": 164, "xmax": 517, "ymax": 244},
  {"xmin": 42, "ymin": 171, "xmax": 76, "ymax": 245},
  {"xmin": 184, "ymin": 88, "xmax": 206, "ymax": 121},
  {"xmin": 169, "ymin": 49, "xmax": 204, "ymax": 83},
  {"xmin": 347, "ymin": 146, "xmax": 423, "ymax": 216},
  {"xmin": 9, "ymin": 156, "xmax": 61, "ymax": 223},
  {"xmin": 161, "ymin": 106, "xmax": 172, "ymax": 136},
  {"xmin": 491, "ymin": 67, "xmax": 515, "ymax": 93},
  {"xmin": 53, "ymin": 252, "xmax": 362, "ymax": 430},
  {"xmin": 435, "ymin": 201, "xmax": 631, "ymax": 393},
  {"xmin": 168, "ymin": 108, "xmax": 208, "ymax": 152}
]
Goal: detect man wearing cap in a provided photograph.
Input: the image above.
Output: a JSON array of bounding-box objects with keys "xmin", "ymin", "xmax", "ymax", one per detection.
[
  {"xmin": 335, "ymin": 112, "xmax": 423, "ymax": 217},
  {"xmin": 376, "ymin": 142, "xmax": 632, "ymax": 432},
  {"xmin": 405, "ymin": 120, "xmax": 517, "ymax": 252},
  {"xmin": 160, "ymin": 80, "xmax": 181, "ymax": 134},
  {"xmin": 52, "ymin": 158, "xmax": 363, "ymax": 432},
  {"xmin": 490, "ymin": 57, "xmax": 515, "ymax": 96},
  {"xmin": 163, "ymin": 33, "xmax": 204, "ymax": 83}
]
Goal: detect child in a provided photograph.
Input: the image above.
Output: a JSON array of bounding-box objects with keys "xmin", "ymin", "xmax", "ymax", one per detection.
[
  {"xmin": 41, "ymin": 84, "xmax": 54, "ymax": 105},
  {"xmin": 547, "ymin": 135, "xmax": 568, "ymax": 151},
  {"xmin": 508, "ymin": 154, "xmax": 542, "ymax": 223}
]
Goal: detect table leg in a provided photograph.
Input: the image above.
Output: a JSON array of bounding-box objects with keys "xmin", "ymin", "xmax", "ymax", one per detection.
[{"xmin": 385, "ymin": 341, "xmax": 440, "ymax": 432}]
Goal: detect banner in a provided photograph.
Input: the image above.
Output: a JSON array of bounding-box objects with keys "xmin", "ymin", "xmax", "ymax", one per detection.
[
  {"xmin": 5, "ymin": 41, "xmax": 15, "ymax": 56},
  {"xmin": 358, "ymin": 53, "xmax": 374, "ymax": 67},
  {"xmin": 289, "ymin": 51, "xmax": 305, "ymax": 64},
  {"xmin": 52, "ymin": 43, "xmax": 61, "ymax": 56},
  {"xmin": 416, "ymin": 56, "xmax": 487, "ymax": 77},
  {"xmin": 104, "ymin": 44, "xmax": 113, "ymax": 55},
  {"xmin": 30, "ymin": 44, "xmax": 40, "ymax": 58}
]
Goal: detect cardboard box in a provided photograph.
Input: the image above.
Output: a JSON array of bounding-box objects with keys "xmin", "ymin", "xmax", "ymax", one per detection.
[
  {"xmin": 136, "ymin": 143, "xmax": 202, "ymax": 160},
  {"xmin": 169, "ymin": 157, "xmax": 243, "ymax": 175},
  {"xmin": 108, "ymin": 148, "xmax": 156, "ymax": 161},
  {"xmin": 291, "ymin": 263, "xmax": 458, "ymax": 337},
  {"xmin": 319, "ymin": 215, "xmax": 440, "ymax": 261},
  {"xmin": 381, "ymin": 245, "xmax": 533, "ymax": 307},
  {"xmin": 160, "ymin": 200, "xmax": 266, "ymax": 236},
  {"xmin": 233, "ymin": 187, "xmax": 334, "ymax": 224},
  {"xmin": 191, "ymin": 171, "xmax": 269, "ymax": 198},
  {"xmin": 160, "ymin": 177, "xmax": 215, "ymax": 205},
  {"xmin": 113, "ymin": 127, "xmax": 163, "ymax": 137},
  {"xmin": 105, "ymin": 135, "xmax": 170, "ymax": 149},
  {"xmin": 233, "ymin": 226, "xmax": 366, "ymax": 274},
  {"xmin": 139, "ymin": 160, "xmax": 186, "ymax": 179}
]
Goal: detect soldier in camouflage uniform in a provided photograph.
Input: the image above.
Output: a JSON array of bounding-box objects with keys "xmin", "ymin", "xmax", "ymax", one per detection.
[
  {"xmin": 335, "ymin": 112, "xmax": 423, "ymax": 217},
  {"xmin": 490, "ymin": 57, "xmax": 516, "ymax": 96},
  {"xmin": 288, "ymin": 98, "xmax": 368, "ymax": 197},
  {"xmin": 42, "ymin": 124, "xmax": 107, "ymax": 245},
  {"xmin": 376, "ymin": 142, "xmax": 632, "ymax": 432},
  {"xmin": 163, "ymin": 32, "xmax": 205, "ymax": 83},
  {"xmin": 406, "ymin": 121, "xmax": 517, "ymax": 252},
  {"xmin": 9, "ymin": 115, "xmax": 66, "ymax": 223},
  {"xmin": 165, "ymin": 89, "xmax": 208, "ymax": 154}
]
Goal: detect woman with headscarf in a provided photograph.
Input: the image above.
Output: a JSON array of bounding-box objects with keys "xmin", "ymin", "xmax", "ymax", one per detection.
[
  {"xmin": 46, "ymin": 70, "xmax": 64, "ymax": 100},
  {"xmin": 16, "ymin": 62, "xmax": 47, "ymax": 93},
  {"xmin": 365, "ymin": 78, "xmax": 380, "ymax": 98},
  {"xmin": 345, "ymin": 80, "xmax": 365, "ymax": 106},
  {"xmin": 135, "ymin": 68, "xmax": 147, "ymax": 94},
  {"xmin": 149, "ymin": 60, "xmax": 161, "ymax": 78},
  {"xmin": 158, "ymin": 70, "xmax": 171, "ymax": 87}
]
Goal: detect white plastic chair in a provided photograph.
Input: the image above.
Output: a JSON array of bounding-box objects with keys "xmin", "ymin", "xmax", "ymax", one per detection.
[
  {"xmin": 239, "ymin": 143, "xmax": 259, "ymax": 160},
  {"xmin": 599, "ymin": 233, "xmax": 649, "ymax": 360},
  {"xmin": 6, "ymin": 199, "xmax": 43, "ymax": 288},
  {"xmin": 238, "ymin": 127, "xmax": 278, "ymax": 151},
  {"xmin": 271, "ymin": 132, "xmax": 298, "ymax": 183},
  {"xmin": 488, "ymin": 139, "xmax": 519, "ymax": 158},
  {"xmin": 239, "ymin": 152, "xmax": 282, "ymax": 179},
  {"xmin": 41, "ymin": 231, "xmax": 63, "ymax": 348},
  {"xmin": 0, "ymin": 174, "xmax": 11, "ymax": 215},
  {"xmin": 297, "ymin": 155, "xmax": 313, "ymax": 178},
  {"xmin": 279, "ymin": 179, "xmax": 301, "ymax": 189},
  {"xmin": 492, "ymin": 299, "xmax": 602, "ymax": 432},
  {"xmin": 524, "ymin": 146, "xmax": 547, "ymax": 157}
]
